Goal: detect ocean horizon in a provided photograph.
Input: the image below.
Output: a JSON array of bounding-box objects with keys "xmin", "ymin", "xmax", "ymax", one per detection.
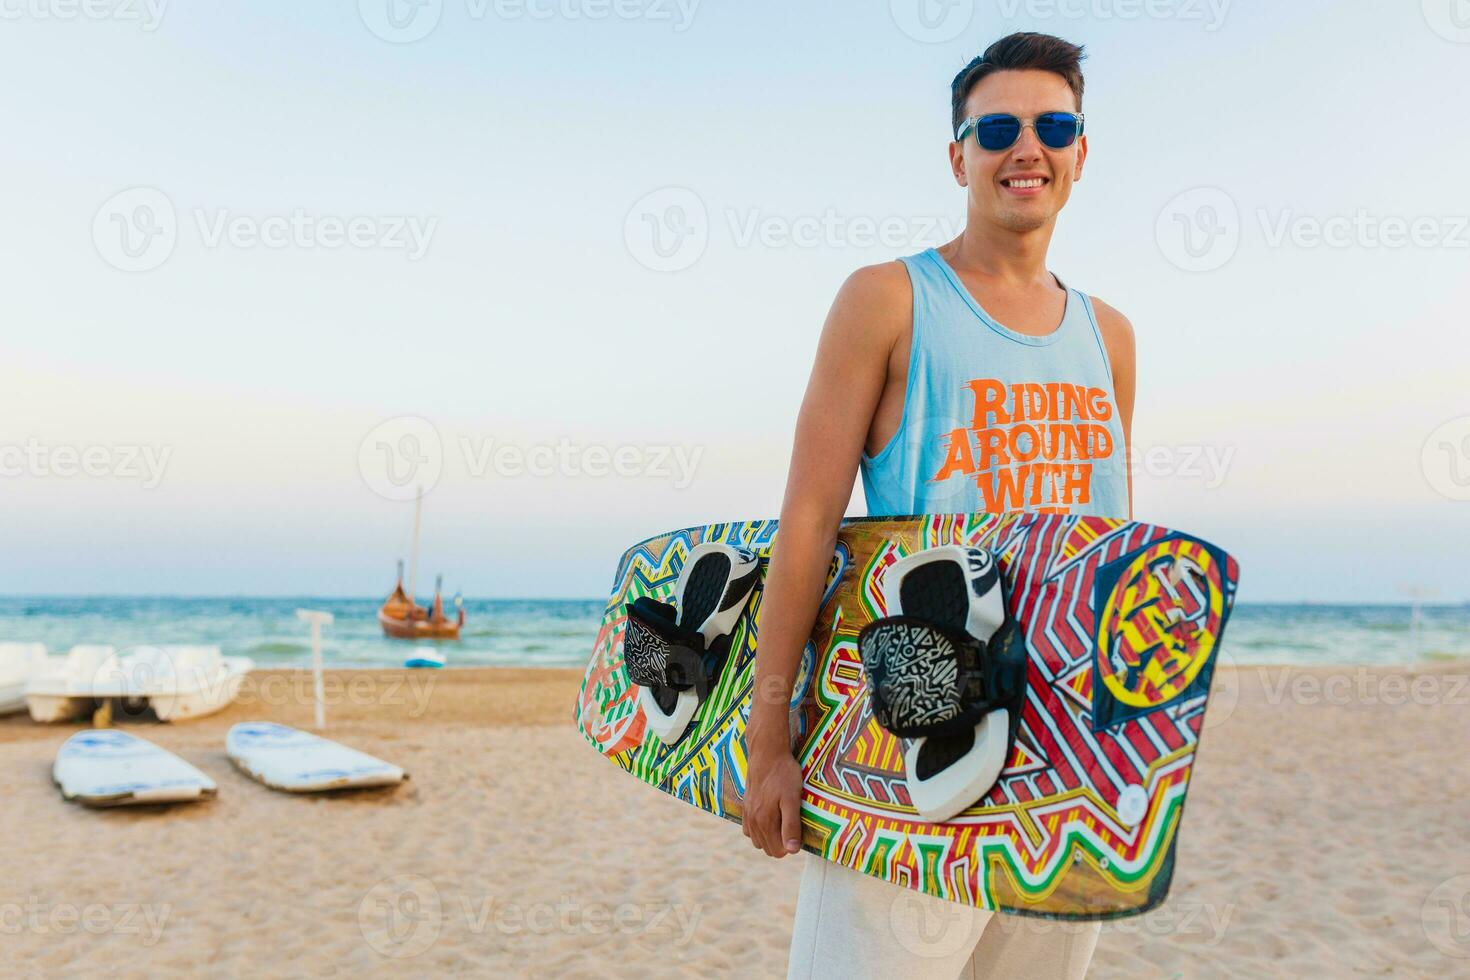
[{"xmin": 2, "ymin": 595, "xmax": 1467, "ymax": 670}]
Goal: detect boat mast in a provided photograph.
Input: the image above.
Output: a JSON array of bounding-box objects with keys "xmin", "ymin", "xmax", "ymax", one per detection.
[{"xmin": 407, "ymin": 485, "xmax": 423, "ymax": 609}]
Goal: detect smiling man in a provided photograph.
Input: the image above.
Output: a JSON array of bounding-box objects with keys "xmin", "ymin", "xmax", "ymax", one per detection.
[{"xmin": 742, "ymin": 33, "xmax": 1134, "ymax": 979}]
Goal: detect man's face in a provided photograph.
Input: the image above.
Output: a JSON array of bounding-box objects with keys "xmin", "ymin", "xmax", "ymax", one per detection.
[{"xmin": 950, "ymin": 68, "xmax": 1087, "ymax": 234}]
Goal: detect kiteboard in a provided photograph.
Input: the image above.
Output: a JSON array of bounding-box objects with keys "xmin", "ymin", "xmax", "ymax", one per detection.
[{"xmin": 574, "ymin": 513, "xmax": 1239, "ymax": 919}]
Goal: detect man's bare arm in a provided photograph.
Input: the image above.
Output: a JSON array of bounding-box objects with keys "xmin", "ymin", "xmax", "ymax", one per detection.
[
  {"xmin": 1092, "ymin": 296, "xmax": 1136, "ymax": 519},
  {"xmin": 741, "ymin": 262, "xmax": 910, "ymax": 858}
]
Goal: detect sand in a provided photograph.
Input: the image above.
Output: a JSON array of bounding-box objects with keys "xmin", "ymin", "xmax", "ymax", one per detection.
[{"xmin": 1, "ymin": 663, "xmax": 1465, "ymax": 978}]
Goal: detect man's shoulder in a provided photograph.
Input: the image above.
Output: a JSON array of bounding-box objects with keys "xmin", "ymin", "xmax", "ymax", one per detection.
[
  {"xmin": 1087, "ymin": 294, "xmax": 1136, "ymax": 358},
  {"xmin": 827, "ymin": 261, "xmax": 912, "ymax": 346},
  {"xmin": 838, "ymin": 259, "xmax": 911, "ymax": 307}
]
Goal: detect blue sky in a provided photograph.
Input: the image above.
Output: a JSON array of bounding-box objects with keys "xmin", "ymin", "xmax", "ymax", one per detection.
[{"xmin": 2, "ymin": 1, "xmax": 1467, "ymax": 601}]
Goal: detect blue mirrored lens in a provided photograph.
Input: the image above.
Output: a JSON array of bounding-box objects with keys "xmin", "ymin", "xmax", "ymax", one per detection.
[
  {"xmin": 1034, "ymin": 113, "xmax": 1080, "ymax": 149},
  {"xmin": 975, "ymin": 115, "xmax": 1022, "ymax": 151}
]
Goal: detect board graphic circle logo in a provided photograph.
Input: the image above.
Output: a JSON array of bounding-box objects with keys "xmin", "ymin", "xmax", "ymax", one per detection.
[
  {"xmin": 1096, "ymin": 539, "xmax": 1224, "ymax": 711},
  {"xmin": 358, "ymin": 874, "xmax": 442, "ymax": 958}
]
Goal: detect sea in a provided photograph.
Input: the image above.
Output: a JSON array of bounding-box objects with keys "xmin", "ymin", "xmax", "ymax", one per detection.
[{"xmin": 0, "ymin": 597, "xmax": 1467, "ymax": 670}]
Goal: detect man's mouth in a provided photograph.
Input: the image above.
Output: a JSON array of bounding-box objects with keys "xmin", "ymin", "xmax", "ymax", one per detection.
[{"xmin": 1000, "ymin": 176, "xmax": 1049, "ymax": 189}]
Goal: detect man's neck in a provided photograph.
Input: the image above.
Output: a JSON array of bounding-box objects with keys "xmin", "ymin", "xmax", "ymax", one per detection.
[{"xmin": 942, "ymin": 216, "xmax": 1058, "ymax": 287}]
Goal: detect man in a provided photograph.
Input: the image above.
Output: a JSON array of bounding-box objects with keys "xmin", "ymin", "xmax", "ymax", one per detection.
[{"xmin": 741, "ymin": 32, "xmax": 1134, "ymax": 979}]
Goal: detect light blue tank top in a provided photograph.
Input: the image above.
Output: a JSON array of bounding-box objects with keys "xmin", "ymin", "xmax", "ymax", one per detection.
[{"xmin": 860, "ymin": 248, "xmax": 1129, "ymax": 519}]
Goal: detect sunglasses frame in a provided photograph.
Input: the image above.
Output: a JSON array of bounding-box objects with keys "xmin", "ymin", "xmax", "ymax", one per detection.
[{"xmin": 955, "ymin": 112, "xmax": 1085, "ymax": 151}]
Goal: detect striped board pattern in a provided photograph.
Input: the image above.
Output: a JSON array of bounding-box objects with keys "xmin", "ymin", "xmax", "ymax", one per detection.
[{"xmin": 574, "ymin": 513, "xmax": 1239, "ymax": 919}]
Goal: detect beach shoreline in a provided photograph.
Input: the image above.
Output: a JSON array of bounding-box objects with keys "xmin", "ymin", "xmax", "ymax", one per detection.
[{"xmin": 3, "ymin": 664, "xmax": 1466, "ymax": 977}]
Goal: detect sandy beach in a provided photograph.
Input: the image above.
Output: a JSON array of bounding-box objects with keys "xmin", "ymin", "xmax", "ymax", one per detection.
[{"xmin": 2, "ymin": 663, "xmax": 1465, "ymax": 978}]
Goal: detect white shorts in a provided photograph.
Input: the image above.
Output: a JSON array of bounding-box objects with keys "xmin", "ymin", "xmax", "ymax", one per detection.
[{"xmin": 787, "ymin": 855, "xmax": 1101, "ymax": 980}]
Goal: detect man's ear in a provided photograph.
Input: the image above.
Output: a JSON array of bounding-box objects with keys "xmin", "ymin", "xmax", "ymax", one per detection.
[
  {"xmin": 1073, "ymin": 134, "xmax": 1088, "ymax": 181},
  {"xmin": 949, "ymin": 141, "xmax": 968, "ymax": 187}
]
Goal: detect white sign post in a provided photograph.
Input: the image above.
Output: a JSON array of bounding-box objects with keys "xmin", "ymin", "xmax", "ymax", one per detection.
[
  {"xmin": 296, "ymin": 609, "xmax": 335, "ymax": 729},
  {"xmin": 1398, "ymin": 586, "xmax": 1437, "ymax": 666}
]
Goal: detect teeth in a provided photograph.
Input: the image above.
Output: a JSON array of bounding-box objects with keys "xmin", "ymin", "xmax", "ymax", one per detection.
[{"xmin": 1006, "ymin": 178, "xmax": 1045, "ymax": 189}]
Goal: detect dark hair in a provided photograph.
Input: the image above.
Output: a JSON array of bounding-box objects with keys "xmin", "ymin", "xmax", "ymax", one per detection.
[{"xmin": 950, "ymin": 32, "xmax": 1087, "ymax": 138}]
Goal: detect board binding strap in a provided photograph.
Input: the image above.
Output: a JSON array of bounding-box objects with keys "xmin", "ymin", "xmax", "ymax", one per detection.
[
  {"xmin": 858, "ymin": 544, "xmax": 1027, "ymax": 823},
  {"xmin": 623, "ymin": 542, "xmax": 760, "ymax": 743}
]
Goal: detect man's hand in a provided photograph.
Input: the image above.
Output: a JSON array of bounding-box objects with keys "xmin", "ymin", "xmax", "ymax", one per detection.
[{"xmin": 742, "ymin": 722, "xmax": 804, "ymax": 858}]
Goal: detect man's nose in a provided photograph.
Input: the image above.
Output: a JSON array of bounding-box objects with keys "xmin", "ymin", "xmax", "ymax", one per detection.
[{"xmin": 1010, "ymin": 125, "xmax": 1046, "ymax": 160}]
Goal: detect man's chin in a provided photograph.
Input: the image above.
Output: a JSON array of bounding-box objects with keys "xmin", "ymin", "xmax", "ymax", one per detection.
[{"xmin": 992, "ymin": 207, "xmax": 1053, "ymax": 234}]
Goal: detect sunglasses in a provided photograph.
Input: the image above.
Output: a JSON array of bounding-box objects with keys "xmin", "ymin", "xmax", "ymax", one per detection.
[{"xmin": 956, "ymin": 112, "xmax": 1084, "ymax": 152}]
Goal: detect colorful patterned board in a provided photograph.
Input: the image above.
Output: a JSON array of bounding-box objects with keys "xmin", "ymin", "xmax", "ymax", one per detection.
[{"xmin": 574, "ymin": 513, "xmax": 1238, "ymax": 919}]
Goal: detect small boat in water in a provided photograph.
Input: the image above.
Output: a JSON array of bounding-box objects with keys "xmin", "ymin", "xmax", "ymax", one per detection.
[
  {"xmin": 404, "ymin": 645, "xmax": 446, "ymax": 669},
  {"xmin": 378, "ymin": 569, "xmax": 464, "ymax": 641},
  {"xmin": 378, "ymin": 488, "xmax": 465, "ymax": 641}
]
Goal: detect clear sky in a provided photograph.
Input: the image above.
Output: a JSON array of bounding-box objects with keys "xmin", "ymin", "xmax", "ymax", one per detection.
[{"xmin": 2, "ymin": 1, "xmax": 1467, "ymax": 602}]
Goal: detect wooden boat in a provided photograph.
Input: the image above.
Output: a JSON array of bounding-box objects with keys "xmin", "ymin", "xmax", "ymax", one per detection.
[
  {"xmin": 377, "ymin": 489, "xmax": 465, "ymax": 641},
  {"xmin": 378, "ymin": 568, "xmax": 463, "ymax": 641}
]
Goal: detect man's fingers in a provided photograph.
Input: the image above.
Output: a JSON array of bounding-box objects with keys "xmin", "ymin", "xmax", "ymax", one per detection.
[
  {"xmin": 780, "ymin": 792, "xmax": 802, "ymax": 854},
  {"xmin": 761, "ymin": 819, "xmax": 787, "ymax": 859},
  {"xmin": 744, "ymin": 807, "xmax": 767, "ymax": 849},
  {"xmin": 749, "ymin": 808, "xmax": 783, "ymax": 858}
]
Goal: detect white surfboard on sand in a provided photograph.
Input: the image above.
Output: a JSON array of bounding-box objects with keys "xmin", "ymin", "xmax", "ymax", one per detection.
[
  {"xmin": 226, "ymin": 722, "xmax": 406, "ymax": 793},
  {"xmin": 54, "ymin": 729, "xmax": 217, "ymax": 807}
]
